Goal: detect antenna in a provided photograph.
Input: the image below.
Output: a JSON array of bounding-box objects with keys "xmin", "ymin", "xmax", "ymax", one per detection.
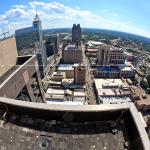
[
  {"xmin": 0, "ymin": 28, "xmax": 9, "ymax": 39},
  {"xmin": 35, "ymin": 9, "xmax": 38, "ymax": 15}
]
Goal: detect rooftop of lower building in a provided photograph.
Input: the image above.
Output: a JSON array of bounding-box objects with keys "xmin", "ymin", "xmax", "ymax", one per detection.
[
  {"xmin": 64, "ymin": 45, "xmax": 81, "ymax": 51},
  {"xmin": 57, "ymin": 64, "xmax": 74, "ymax": 71},
  {"xmin": 96, "ymin": 66, "xmax": 120, "ymax": 72}
]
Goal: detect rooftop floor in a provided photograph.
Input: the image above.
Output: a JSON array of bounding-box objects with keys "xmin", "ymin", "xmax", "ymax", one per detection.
[{"xmin": 0, "ymin": 115, "xmax": 132, "ymax": 150}]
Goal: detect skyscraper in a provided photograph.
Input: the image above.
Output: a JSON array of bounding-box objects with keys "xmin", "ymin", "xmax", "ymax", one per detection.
[
  {"xmin": 15, "ymin": 13, "xmax": 47, "ymax": 79},
  {"xmin": 15, "ymin": 13, "xmax": 43, "ymax": 50},
  {"xmin": 32, "ymin": 13, "xmax": 43, "ymax": 46},
  {"xmin": 72, "ymin": 24, "xmax": 81, "ymax": 43}
]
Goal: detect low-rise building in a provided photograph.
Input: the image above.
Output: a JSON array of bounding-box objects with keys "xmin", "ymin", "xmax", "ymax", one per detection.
[
  {"xmin": 45, "ymin": 88, "xmax": 86, "ymax": 104},
  {"xmin": 56, "ymin": 64, "xmax": 74, "ymax": 78},
  {"xmin": 86, "ymin": 48, "xmax": 98, "ymax": 57},
  {"xmin": 119, "ymin": 65, "xmax": 136, "ymax": 78},
  {"xmin": 87, "ymin": 41, "xmax": 104, "ymax": 48},
  {"xmin": 94, "ymin": 79, "xmax": 133, "ymax": 104},
  {"xmin": 50, "ymin": 72, "xmax": 66, "ymax": 81},
  {"xmin": 86, "ymin": 41, "xmax": 104, "ymax": 58},
  {"xmin": 94, "ymin": 63, "xmax": 136, "ymax": 78},
  {"xmin": 124, "ymin": 51, "xmax": 138, "ymax": 62},
  {"xmin": 95, "ymin": 66, "xmax": 120, "ymax": 78}
]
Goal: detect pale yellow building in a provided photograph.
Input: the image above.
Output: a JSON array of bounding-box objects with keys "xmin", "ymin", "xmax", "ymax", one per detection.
[{"xmin": 97, "ymin": 45, "xmax": 125, "ymax": 65}]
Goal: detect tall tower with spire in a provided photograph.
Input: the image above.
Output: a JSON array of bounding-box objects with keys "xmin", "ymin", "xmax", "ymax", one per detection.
[
  {"xmin": 32, "ymin": 12, "xmax": 43, "ymax": 46},
  {"xmin": 33, "ymin": 13, "xmax": 42, "ymax": 29}
]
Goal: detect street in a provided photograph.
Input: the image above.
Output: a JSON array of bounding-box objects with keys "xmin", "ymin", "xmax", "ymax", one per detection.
[{"xmin": 82, "ymin": 43, "xmax": 97, "ymax": 104}]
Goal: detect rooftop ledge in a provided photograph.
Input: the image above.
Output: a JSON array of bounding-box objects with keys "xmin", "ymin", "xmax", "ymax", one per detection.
[
  {"xmin": 0, "ymin": 96, "xmax": 149, "ymax": 150},
  {"xmin": 0, "ymin": 96, "xmax": 130, "ymax": 112}
]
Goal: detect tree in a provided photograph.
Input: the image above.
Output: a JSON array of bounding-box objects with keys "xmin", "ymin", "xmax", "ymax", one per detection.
[
  {"xmin": 140, "ymin": 79, "xmax": 149, "ymax": 90},
  {"xmin": 146, "ymin": 75, "xmax": 150, "ymax": 86}
]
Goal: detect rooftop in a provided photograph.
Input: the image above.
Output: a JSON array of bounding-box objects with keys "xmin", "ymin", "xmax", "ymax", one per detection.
[
  {"xmin": 87, "ymin": 41, "xmax": 104, "ymax": 47},
  {"xmin": 94, "ymin": 79, "xmax": 131, "ymax": 99},
  {"xmin": 0, "ymin": 97, "xmax": 149, "ymax": 150},
  {"xmin": 57, "ymin": 64, "xmax": 74, "ymax": 71},
  {"xmin": 110, "ymin": 47, "xmax": 123, "ymax": 53},
  {"xmin": 0, "ymin": 116, "xmax": 132, "ymax": 150},
  {"xmin": 99, "ymin": 96, "xmax": 131, "ymax": 104},
  {"xmin": 96, "ymin": 66, "xmax": 120, "ymax": 72},
  {"xmin": 64, "ymin": 45, "xmax": 81, "ymax": 51},
  {"xmin": 46, "ymin": 88, "xmax": 65, "ymax": 95},
  {"xmin": 119, "ymin": 66, "xmax": 135, "ymax": 71}
]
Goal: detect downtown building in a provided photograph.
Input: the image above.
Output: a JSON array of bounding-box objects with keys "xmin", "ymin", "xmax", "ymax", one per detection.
[
  {"xmin": 44, "ymin": 34, "xmax": 59, "ymax": 58},
  {"xmin": 72, "ymin": 24, "xmax": 81, "ymax": 43},
  {"xmin": 74, "ymin": 64, "xmax": 87, "ymax": 85},
  {"xmin": 0, "ymin": 37, "xmax": 45, "ymax": 102},
  {"xmin": 15, "ymin": 14, "xmax": 47, "ymax": 79},
  {"xmin": 15, "ymin": 13, "xmax": 43, "ymax": 51},
  {"xmin": 97, "ymin": 45, "xmax": 125, "ymax": 65},
  {"xmin": 62, "ymin": 45, "xmax": 83, "ymax": 64},
  {"xmin": 0, "ymin": 36, "xmax": 149, "ymax": 150},
  {"xmin": 95, "ymin": 45, "xmax": 136, "ymax": 78}
]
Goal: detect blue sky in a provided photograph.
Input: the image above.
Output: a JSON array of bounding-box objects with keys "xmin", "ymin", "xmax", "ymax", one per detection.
[{"xmin": 0, "ymin": 0, "xmax": 150, "ymax": 37}]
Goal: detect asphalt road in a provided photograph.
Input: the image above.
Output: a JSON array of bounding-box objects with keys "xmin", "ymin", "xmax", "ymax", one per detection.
[{"xmin": 81, "ymin": 43, "xmax": 97, "ymax": 105}]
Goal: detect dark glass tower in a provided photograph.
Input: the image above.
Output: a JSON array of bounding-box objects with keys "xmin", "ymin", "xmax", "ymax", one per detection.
[{"xmin": 72, "ymin": 24, "xmax": 81, "ymax": 42}]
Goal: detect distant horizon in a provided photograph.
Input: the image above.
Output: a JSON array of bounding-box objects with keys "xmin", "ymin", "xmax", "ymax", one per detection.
[
  {"xmin": 1, "ymin": 27, "xmax": 150, "ymax": 42},
  {"xmin": 1, "ymin": 1, "xmax": 150, "ymax": 38},
  {"xmin": 43, "ymin": 27, "xmax": 150, "ymax": 40}
]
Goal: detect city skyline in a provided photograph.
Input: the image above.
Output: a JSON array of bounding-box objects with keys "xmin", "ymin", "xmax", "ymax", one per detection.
[
  {"xmin": 0, "ymin": 0, "xmax": 150, "ymax": 38},
  {"xmin": 0, "ymin": 2, "xmax": 150, "ymax": 148}
]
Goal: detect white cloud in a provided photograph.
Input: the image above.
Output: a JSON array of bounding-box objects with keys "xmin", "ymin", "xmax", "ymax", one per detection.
[
  {"xmin": 0, "ymin": 1, "xmax": 150, "ymax": 38},
  {"xmin": 111, "ymin": 13, "xmax": 119, "ymax": 17}
]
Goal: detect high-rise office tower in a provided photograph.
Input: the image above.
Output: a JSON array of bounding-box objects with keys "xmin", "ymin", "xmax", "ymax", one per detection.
[
  {"xmin": 32, "ymin": 13, "xmax": 43, "ymax": 47},
  {"xmin": 15, "ymin": 13, "xmax": 47, "ymax": 79},
  {"xmin": 72, "ymin": 24, "xmax": 81, "ymax": 43},
  {"xmin": 15, "ymin": 13, "xmax": 43, "ymax": 50}
]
